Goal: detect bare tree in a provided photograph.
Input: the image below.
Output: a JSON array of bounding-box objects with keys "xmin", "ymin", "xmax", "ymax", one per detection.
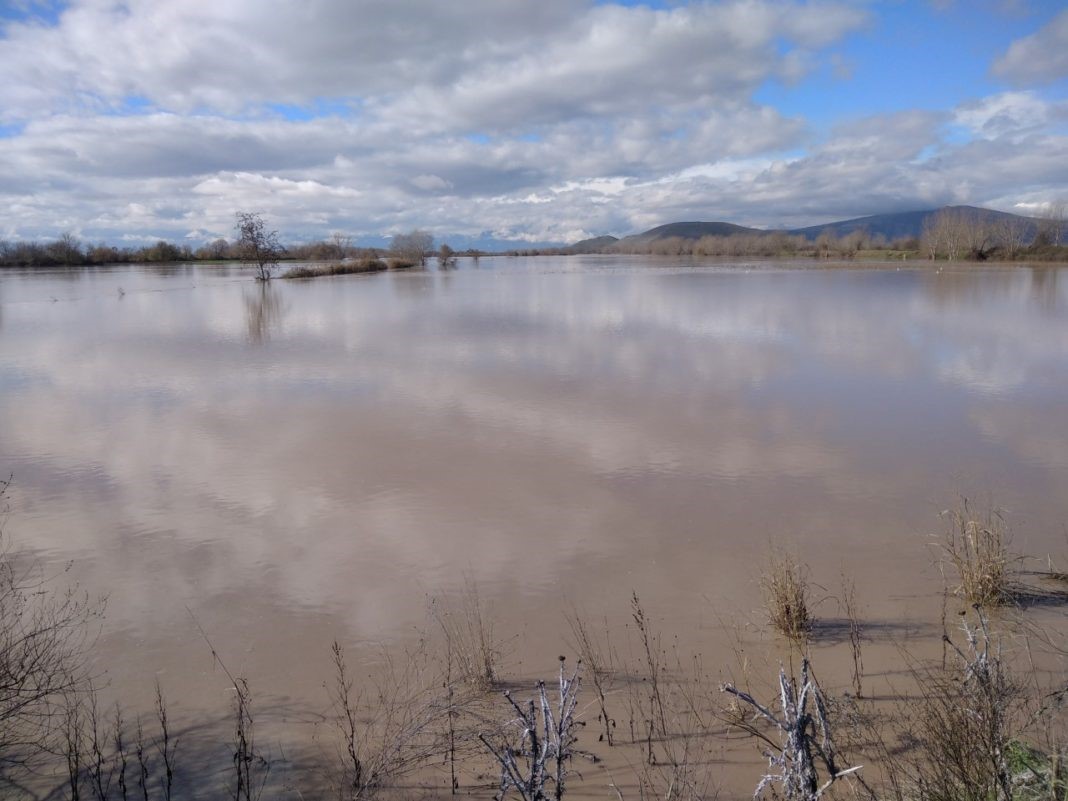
[
  {"xmin": 389, "ymin": 230, "xmax": 433, "ymax": 267},
  {"xmin": 199, "ymin": 238, "xmax": 231, "ymax": 261},
  {"xmin": 923, "ymin": 209, "xmax": 975, "ymax": 260},
  {"xmin": 47, "ymin": 232, "xmax": 85, "ymax": 266},
  {"xmin": 235, "ymin": 212, "xmax": 284, "ymax": 281},
  {"xmin": 962, "ymin": 214, "xmax": 994, "ymax": 260},
  {"xmin": 1035, "ymin": 201, "xmax": 1066, "ymax": 248},
  {"xmin": 438, "ymin": 243, "xmax": 456, "ymax": 268},
  {"xmin": 839, "ymin": 229, "xmax": 868, "ymax": 258},
  {"xmin": 993, "ymin": 215, "xmax": 1030, "ymax": 260},
  {"xmin": 330, "ymin": 232, "xmax": 353, "ymax": 261}
]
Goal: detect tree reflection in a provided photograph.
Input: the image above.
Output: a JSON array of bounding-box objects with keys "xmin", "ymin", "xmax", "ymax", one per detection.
[
  {"xmin": 244, "ymin": 284, "xmax": 285, "ymax": 344},
  {"xmin": 1028, "ymin": 267, "xmax": 1060, "ymax": 313}
]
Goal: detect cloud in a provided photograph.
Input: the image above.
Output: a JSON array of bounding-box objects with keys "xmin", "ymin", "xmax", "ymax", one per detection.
[
  {"xmin": 954, "ymin": 91, "xmax": 1058, "ymax": 139},
  {"xmin": 0, "ymin": 0, "xmax": 582, "ymax": 119},
  {"xmin": 0, "ymin": 1, "xmax": 1064, "ymax": 244},
  {"xmin": 991, "ymin": 9, "xmax": 1068, "ymax": 85},
  {"xmin": 0, "ymin": 0, "xmax": 863, "ymax": 125},
  {"xmin": 375, "ymin": 2, "xmax": 867, "ymax": 134},
  {"xmin": 2, "ymin": 93, "xmax": 1066, "ymax": 244}
]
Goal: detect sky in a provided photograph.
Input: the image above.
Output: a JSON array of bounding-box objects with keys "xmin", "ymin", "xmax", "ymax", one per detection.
[{"xmin": 0, "ymin": 0, "xmax": 1066, "ymax": 247}]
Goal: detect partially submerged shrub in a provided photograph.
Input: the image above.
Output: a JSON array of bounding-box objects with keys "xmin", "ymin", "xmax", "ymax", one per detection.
[
  {"xmin": 479, "ymin": 658, "xmax": 582, "ymax": 801},
  {"xmin": 909, "ymin": 610, "xmax": 1021, "ymax": 801},
  {"xmin": 432, "ymin": 582, "xmax": 499, "ymax": 691},
  {"xmin": 760, "ymin": 549, "xmax": 812, "ymax": 641},
  {"xmin": 281, "ymin": 259, "xmax": 387, "ymax": 279},
  {"xmin": 1005, "ymin": 741, "xmax": 1068, "ymax": 801},
  {"xmin": 941, "ymin": 499, "xmax": 1013, "ymax": 607},
  {"xmin": 722, "ymin": 658, "xmax": 861, "ymax": 801},
  {"xmin": 281, "ymin": 265, "xmax": 319, "ymax": 279},
  {"xmin": 329, "ymin": 640, "xmax": 448, "ymax": 800}
]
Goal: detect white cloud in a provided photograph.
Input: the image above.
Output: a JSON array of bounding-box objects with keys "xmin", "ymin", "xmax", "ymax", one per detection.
[
  {"xmin": 992, "ymin": 9, "xmax": 1068, "ymax": 85},
  {"xmin": 955, "ymin": 91, "xmax": 1059, "ymax": 139},
  {"xmin": 0, "ymin": 1, "xmax": 1064, "ymax": 244},
  {"xmin": 410, "ymin": 174, "xmax": 451, "ymax": 192}
]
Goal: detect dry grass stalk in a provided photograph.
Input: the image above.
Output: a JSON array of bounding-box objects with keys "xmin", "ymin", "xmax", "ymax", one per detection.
[
  {"xmin": 760, "ymin": 550, "xmax": 812, "ymax": 642},
  {"xmin": 841, "ymin": 576, "xmax": 864, "ymax": 698},
  {"xmin": 135, "ymin": 716, "xmax": 150, "ymax": 801},
  {"xmin": 722, "ymin": 658, "xmax": 861, "ymax": 801},
  {"xmin": 332, "ymin": 641, "xmax": 367, "ymax": 798},
  {"xmin": 635, "ymin": 651, "xmax": 720, "ymax": 801},
  {"xmin": 565, "ymin": 609, "xmax": 615, "ymax": 745},
  {"xmin": 630, "ymin": 592, "xmax": 668, "ymax": 743},
  {"xmin": 186, "ymin": 612, "xmax": 269, "ymax": 801},
  {"xmin": 154, "ymin": 681, "xmax": 176, "ymax": 801},
  {"xmin": 65, "ymin": 698, "xmax": 84, "ymax": 801},
  {"xmin": 113, "ymin": 704, "xmax": 129, "ymax": 801},
  {"xmin": 479, "ymin": 658, "xmax": 582, "ymax": 801},
  {"xmin": 433, "ymin": 582, "xmax": 499, "ymax": 691},
  {"xmin": 231, "ymin": 677, "xmax": 269, "ymax": 801},
  {"xmin": 86, "ymin": 690, "xmax": 112, "ymax": 801},
  {"xmin": 941, "ymin": 499, "xmax": 1012, "ymax": 607}
]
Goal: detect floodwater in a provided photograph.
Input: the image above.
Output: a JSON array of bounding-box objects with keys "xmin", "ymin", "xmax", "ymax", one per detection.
[{"xmin": 1, "ymin": 256, "xmax": 1067, "ymax": 794}]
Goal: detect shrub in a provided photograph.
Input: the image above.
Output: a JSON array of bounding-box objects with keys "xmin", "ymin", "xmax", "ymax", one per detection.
[
  {"xmin": 940, "ymin": 499, "xmax": 1012, "ymax": 607},
  {"xmin": 760, "ymin": 549, "xmax": 812, "ymax": 641}
]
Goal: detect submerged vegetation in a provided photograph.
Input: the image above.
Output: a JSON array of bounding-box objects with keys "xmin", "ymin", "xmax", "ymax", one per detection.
[
  {"xmin": 0, "ymin": 222, "xmax": 439, "ymax": 271},
  {"xmin": 281, "ymin": 258, "xmax": 388, "ymax": 279},
  {"xmin": 760, "ymin": 548, "xmax": 813, "ymax": 642},
  {"xmin": 2, "ymin": 482, "xmax": 1068, "ymax": 800},
  {"xmin": 939, "ymin": 499, "xmax": 1015, "ymax": 608}
]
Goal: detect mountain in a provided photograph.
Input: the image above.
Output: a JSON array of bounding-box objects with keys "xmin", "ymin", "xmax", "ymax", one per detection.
[
  {"xmin": 618, "ymin": 221, "xmax": 761, "ymax": 245},
  {"xmin": 787, "ymin": 209, "xmax": 938, "ymax": 241},
  {"xmin": 569, "ymin": 206, "xmax": 1042, "ymax": 250},
  {"xmin": 786, "ymin": 206, "xmax": 1037, "ymax": 241},
  {"xmin": 564, "ymin": 235, "xmax": 619, "ymax": 253}
]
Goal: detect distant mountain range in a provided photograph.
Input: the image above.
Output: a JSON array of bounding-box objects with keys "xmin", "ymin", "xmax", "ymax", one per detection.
[{"xmin": 565, "ymin": 206, "xmax": 1042, "ymax": 252}]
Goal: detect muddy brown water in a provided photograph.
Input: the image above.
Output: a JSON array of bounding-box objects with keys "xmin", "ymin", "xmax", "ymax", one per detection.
[{"xmin": 1, "ymin": 257, "xmax": 1067, "ymax": 798}]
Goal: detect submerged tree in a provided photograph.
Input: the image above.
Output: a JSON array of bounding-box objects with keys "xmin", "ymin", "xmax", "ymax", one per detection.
[
  {"xmin": 389, "ymin": 230, "xmax": 433, "ymax": 267},
  {"xmin": 235, "ymin": 212, "xmax": 285, "ymax": 281}
]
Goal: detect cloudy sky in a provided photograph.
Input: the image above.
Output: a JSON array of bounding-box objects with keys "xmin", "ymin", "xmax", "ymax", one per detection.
[{"xmin": 1, "ymin": 0, "xmax": 1066, "ymax": 247}]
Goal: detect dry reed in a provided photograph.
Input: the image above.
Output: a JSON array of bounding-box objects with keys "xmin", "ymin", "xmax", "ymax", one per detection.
[
  {"xmin": 564, "ymin": 609, "xmax": 615, "ymax": 745},
  {"xmin": 941, "ymin": 499, "xmax": 1013, "ymax": 607},
  {"xmin": 432, "ymin": 582, "xmax": 499, "ymax": 691},
  {"xmin": 760, "ymin": 549, "xmax": 812, "ymax": 642}
]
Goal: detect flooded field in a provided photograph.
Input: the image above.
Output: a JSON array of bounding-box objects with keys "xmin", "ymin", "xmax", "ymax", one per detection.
[{"xmin": 1, "ymin": 257, "xmax": 1067, "ymax": 798}]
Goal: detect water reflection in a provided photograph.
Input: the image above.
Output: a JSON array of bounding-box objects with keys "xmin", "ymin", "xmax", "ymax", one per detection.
[
  {"xmin": 244, "ymin": 283, "xmax": 285, "ymax": 343},
  {"xmin": 0, "ymin": 258, "xmax": 1065, "ymax": 725},
  {"xmin": 1029, "ymin": 266, "xmax": 1060, "ymax": 312}
]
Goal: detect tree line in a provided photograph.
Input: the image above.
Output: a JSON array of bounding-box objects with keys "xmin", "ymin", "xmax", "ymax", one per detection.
[
  {"xmin": 920, "ymin": 205, "xmax": 1066, "ymax": 260},
  {"xmin": 4, "ymin": 206, "xmax": 1066, "ymax": 269},
  {"xmin": 510, "ymin": 206, "xmax": 1068, "ymax": 262},
  {"xmin": 0, "ymin": 233, "xmax": 380, "ymax": 269},
  {"xmin": 0, "ymin": 219, "xmax": 446, "ymax": 270}
]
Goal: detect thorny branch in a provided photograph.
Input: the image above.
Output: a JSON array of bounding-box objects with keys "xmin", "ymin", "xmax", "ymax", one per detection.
[
  {"xmin": 480, "ymin": 658, "xmax": 583, "ymax": 801},
  {"xmin": 722, "ymin": 658, "xmax": 861, "ymax": 801}
]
